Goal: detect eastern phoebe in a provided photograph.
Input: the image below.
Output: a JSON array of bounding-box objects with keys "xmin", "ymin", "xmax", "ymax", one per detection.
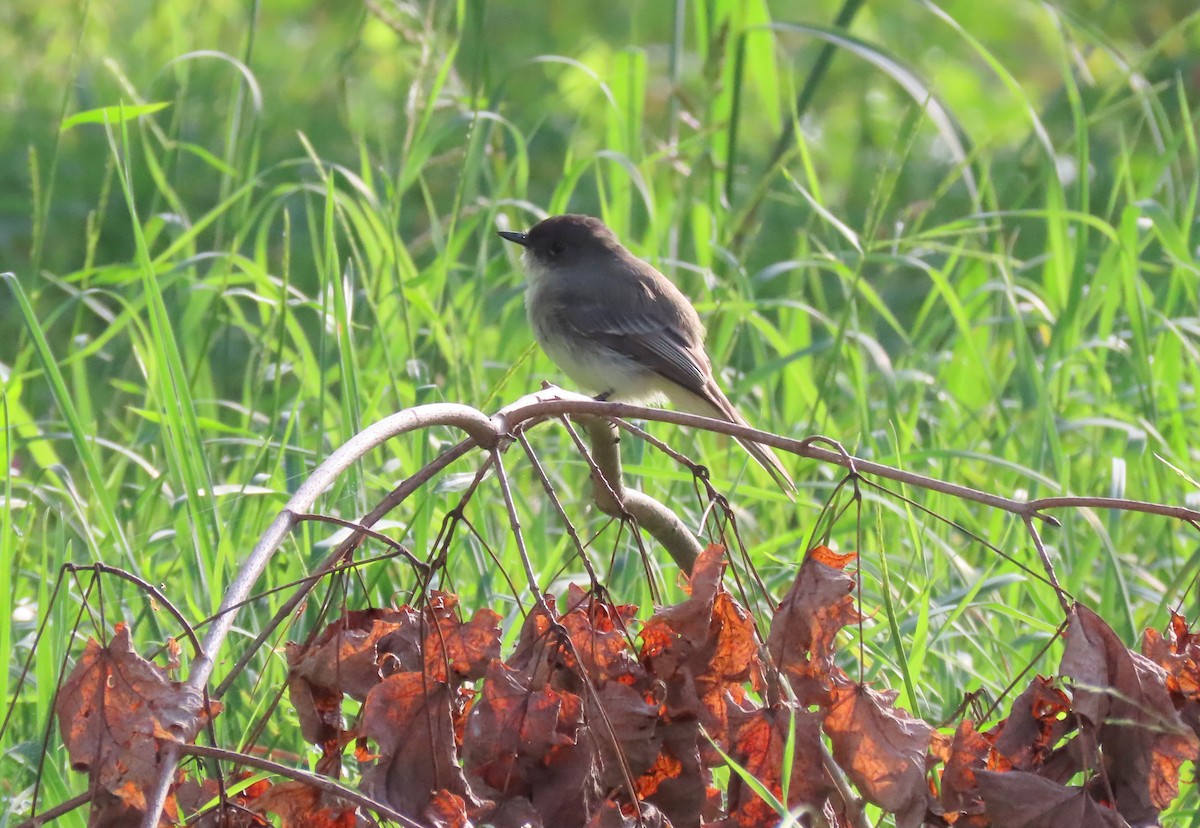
[{"xmin": 498, "ymin": 214, "xmax": 795, "ymax": 495}]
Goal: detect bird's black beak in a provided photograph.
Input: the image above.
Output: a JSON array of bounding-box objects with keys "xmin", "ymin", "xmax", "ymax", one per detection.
[{"xmin": 497, "ymin": 230, "xmax": 529, "ymax": 247}]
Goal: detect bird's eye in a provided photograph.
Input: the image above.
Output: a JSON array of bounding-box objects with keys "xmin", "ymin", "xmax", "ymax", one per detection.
[{"xmin": 545, "ymin": 241, "xmax": 564, "ymax": 259}]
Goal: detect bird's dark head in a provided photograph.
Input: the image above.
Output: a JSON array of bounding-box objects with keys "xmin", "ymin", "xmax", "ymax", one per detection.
[{"xmin": 498, "ymin": 214, "xmax": 621, "ymax": 271}]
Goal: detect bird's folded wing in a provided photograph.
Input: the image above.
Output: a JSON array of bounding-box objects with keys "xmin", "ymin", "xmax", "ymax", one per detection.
[{"xmin": 551, "ymin": 300, "xmax": 710, "ymax": 397}]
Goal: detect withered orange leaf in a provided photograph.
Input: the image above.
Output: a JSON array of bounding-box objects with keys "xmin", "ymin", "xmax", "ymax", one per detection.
[
  {"xmin": 1142, "ymin": 611, "xmax": 1200, "ymax": 738},
  {"xmin": 976, "ymin": 770, "xmax": 1130, "ymax": 827},
  {"xmin": 464, "ymin": 660, "xmax": 602, "ymax": 825},
  {"xmin": 640, "ymin": 544, "xmax": 763, "ymax": 740},
  {"xmin": 1060, "ymin": 604, "xmax": 1199, "ymax": 821},
  {"xmin": 640, "ymin": 544, "xmax": 729, "ymax": 676},
  {"xmin": 55, "ymin": 624, "xmax": 216, "ymax": 814},
  {"xmin": 709, "ymin": 590, "xmax": 762, "ymax": 691},
  {"xmin": 559, "ymin": 584, "xmax": 647, "ymax": 688},
  {"xmin": 808, "ymin": 544, "xmax": 858, "ymax": 569},
  {"xmin": 636, "ymin": 723, "xmax": 719, "ymax": 827},
  {"xmin": 287, "ymin": 598, "xmax": 501, "ymax": 769},
  {"xmin": 938, "ymin": 719, "xmax": 996, "ymax": 818},
  {"xmin": 990, "ymin": 676, "xmax": 1072, "ymax": 773},
  {"xmin": 416, "ymin": 593, "xmax": 504, "ymax": 683},
  {"xmin": 508, "ymin": 586, "xmax": 650, "ymax": 698},
  {"xmin": 767, "ymin": 545, "xmax": 861, "ymax": 707},
  {"xmin": 507, "ymin": 595, "xmax": 566, "ymax": 689},
  {"xmin": 590, "ymin": 680, "xmax": 663, "ymax": 788},
  {"xmin": 465, "ymin": 662, "xmax": 581, "ymax": 791},
  {"xmin": 723, "ymin": 701, "xmax": 829, "ymax": 826},
  {"xmin": 822, "ymin": 676, "xmax": 932, "ymax": 828},
  {"xmin": 359, "ymin": 671, "xmax": 482, "ymax": 815},
  {"xmin": 286, "ymin": 608, "xmax": 416, "ymax": 758},
  {"xmin": 251, "ymin": 780, "xmax": 355, "ymax": 828},
  {"xmin": 423, "ymin": 789, "xmax": 472, "ymax": 828},
  {"xmin": 634, "ymin": 739, "xmax": 683, "ymax": 801},
  {"xmin": 288, "ymin": 608, "xmax": 416, "ymax": 702}
]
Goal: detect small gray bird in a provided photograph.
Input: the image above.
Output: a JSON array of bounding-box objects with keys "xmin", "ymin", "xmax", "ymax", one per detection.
[{"xmin": 498, "ymin": 214, "xmax": 795, "ymax": 495}]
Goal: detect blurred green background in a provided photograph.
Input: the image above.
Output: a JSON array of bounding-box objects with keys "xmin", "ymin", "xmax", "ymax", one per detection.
[{"xmin": 2, "ymin": 0, "xmax": 1200, "ymax": 822}]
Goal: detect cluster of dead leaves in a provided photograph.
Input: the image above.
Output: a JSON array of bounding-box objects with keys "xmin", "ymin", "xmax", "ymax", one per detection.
[
  {"xmin": 54, "ymin": 624, "xmax": 220, "ymax": 826},
  {"xmin": 55, "ymin": 545, "xmax": 1200, "ymax": 827}
]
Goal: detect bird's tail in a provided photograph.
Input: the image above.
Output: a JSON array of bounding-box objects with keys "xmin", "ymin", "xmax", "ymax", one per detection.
[{"xmin": 675, "ymin": 381, "xmax": 797, "ymax": 499}]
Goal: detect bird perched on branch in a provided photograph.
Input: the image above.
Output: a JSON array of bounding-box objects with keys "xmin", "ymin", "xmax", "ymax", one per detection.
[{"xmin": 498, "ymin": 213, "xmax": 795, "ymax": 496}]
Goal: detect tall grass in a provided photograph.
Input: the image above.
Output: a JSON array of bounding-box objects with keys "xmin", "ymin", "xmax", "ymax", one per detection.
[{"xmin": 2, "ymin": 0, "xmax": 1198, "ymax": 823}]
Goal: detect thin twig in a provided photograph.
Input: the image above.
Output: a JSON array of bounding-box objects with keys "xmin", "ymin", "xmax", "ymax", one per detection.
[
  {"xmin": 1026, "ymin": 495, "xmax": 1200, "ymax": 524},
  {"xmin": 10, "ymin": 791, "xmax": 92, "ymax": 828},
  {"xmin": 859, "ymin": 477, "xmax": 1066, "ymax": 595},
  {"xmin": 290, "ymin": 513, "xmax": 428, "ymax": 573},
  {"xmin": 181, "ymin": 743, "xmax": 424, "ymax": 828},
  {"xmin": 490, "ymin": 447, "xmax": 543, "ymax": 596},
  {"xmin": 424, "ymin": 450, "xmax": 499, "ymax": 590},
  {"xmin": 516, "ymin": 429, "xmax": 601, "ymax": 585},
  {"xmin": 612, "ymin": 416, "xmax": 706, "ymax": 477},
  {"xmin": 1024, "ymin": 517, "xmax": 1071, "ymax": 615}
]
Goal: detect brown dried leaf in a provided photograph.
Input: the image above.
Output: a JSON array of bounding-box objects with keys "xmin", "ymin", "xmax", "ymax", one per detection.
[
  {"xmin": 990, "ymin": 675, "xmax": 1073, "ymax": 773},
  {"xmin": 822, "ymin": 676, "xmax": 932, "ymax": 828},
  {"xmin": 1060, "ymin": 604, "xmax": 1200, "ymax": 822},
  {"xmin": 287, "ymin": 598, "xmax": 501, "ymax": 774},
  {"xmin": 640, "ymin": 544, "xmax": 763, "ymax": 740},
  {"xmin": 1061, "ymin": 605, "xmax": 1121, "ymax": 727},
  {"xmin": 284, "ymin": 672, "xmax": 345, "ymax": 767},
  {"xmin": 559, "ymin": 584, "xmax": 647, "ymax": 687},
  {"xmin": 481, "ymin": 796, "xmax": 545, "ymax": 828},
  {"xmin": 976, "ymin": 770, "xmax": 1131, "ymax": 827},
  {"xmin": 84, "ymin": 789, "xmax": 181, "ymax": 828},
  {"xmin": 635, "ymin": 721, "xmax": 718, "ymax": 827},
  {"xmin": 529, "ymin": 725, "xmax": 605, "ymax": 828},
  {"xmin": 55, "ymin": 624, "xmax": 217, "ymax": 816},
  {"xmin": 359, "ymin": 671, "xmax": 482, "ymax": 815},
  {"xmin": 285, "ymin": 606, "xmax": 415, "ymax": 765},
  {"xmin": 289, "ymin": 608, "xmax": 415, "ymax": 701},
  {"xmin": 465, "ymin": 661, "xmax": 579, "ymax": 792},
  {"xmin": 767, "ymin": 545, "xmax": 860, "ymax": 706},
  {"xmin": 416, "ymin": 591, "xmax": 503, "ymax": 683},
  {"xmin": 508, "ymin": 587, "xmax": 651, "ymax": 702},
  {"xmin": 506, "ymin": 595, "xmax": 563, "ymax": 689},
  {"xmin": 464, "ymin": 661, "xmax": 601, "ymax": 826},
  {"xmin": 938, "ymin": 719, "xmax": 1002, "ymax": 818},
  {"xmin": 723, "ymin": 701, "xmax": 829, "ymax": 826},
  {"xmin": 424, "ymin": 790, "xmax": 472, "ymax": 828},
  {"xmin": 252, "ymin": 781, "xmax": 355, "ymax": 828},
  {"xmin": 1142, "ymin": 611, "xmax": 1200, "ymax": 736},
  {"xmin": 591, "ymin": 680, "xmax": 663, "ymax": 787}
]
